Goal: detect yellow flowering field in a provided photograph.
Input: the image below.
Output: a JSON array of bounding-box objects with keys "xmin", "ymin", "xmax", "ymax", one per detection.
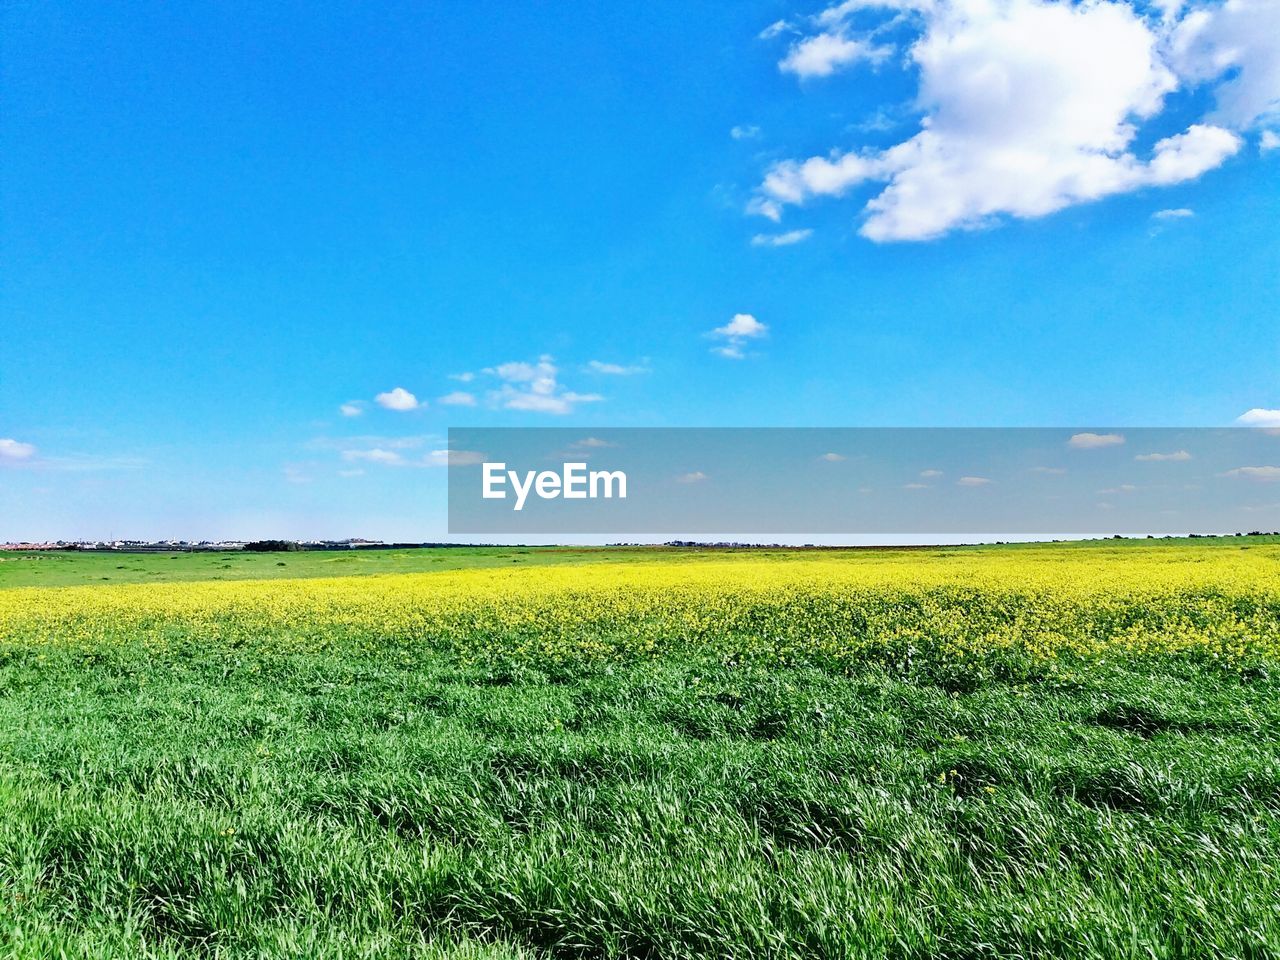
[{"xmin": 3, "ymin": 543, "xmax": 1277, "ymax": 668}]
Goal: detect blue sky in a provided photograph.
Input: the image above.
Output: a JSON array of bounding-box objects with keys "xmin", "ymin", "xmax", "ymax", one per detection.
[{"xmin": 2, "ymin": 0, "xmax": 1277, "ymax": 540}]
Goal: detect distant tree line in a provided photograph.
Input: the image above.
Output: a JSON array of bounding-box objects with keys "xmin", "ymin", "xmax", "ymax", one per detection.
[{"xmin": 243, "ymin": 540, "xmax": 302, "ymax": 552}]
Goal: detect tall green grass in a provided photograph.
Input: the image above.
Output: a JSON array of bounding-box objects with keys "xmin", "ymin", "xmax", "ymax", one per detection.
[{"xmin": 2, "ymin": 630, "xmax": 1278, "ymax": 958}]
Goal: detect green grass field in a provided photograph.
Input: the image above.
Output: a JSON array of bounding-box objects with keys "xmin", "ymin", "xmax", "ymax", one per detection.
[{"xmin": 1, "ymin": 542, "xmax": 1278, "ymax": 958}]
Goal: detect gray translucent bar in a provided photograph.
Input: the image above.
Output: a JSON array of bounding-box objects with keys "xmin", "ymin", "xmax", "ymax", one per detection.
[{"xmin": 446, "ymin": 428, "xmax": 1279, "ymax": 535}]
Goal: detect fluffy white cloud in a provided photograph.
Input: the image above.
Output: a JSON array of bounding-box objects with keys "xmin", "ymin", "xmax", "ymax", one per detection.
[
  {"xmin": 1168, "ymin": 0, "xmax": 1280, "ymax": 127},
  {"xmin": 438, "ymin": 391, "xmax": 477, "ymax": 406},
  {"xmin": 339, "ymin": 402, "xmax": 365, "ymax": 417},
  {"xmin": 374, "ymin": 387, "xmax": 422, "ymax": 411},
  {"xmin": 1221, "ymin": 465, "xmax": 1280, "ymax": 481},
  {"xmin": 709, "ymin": 313, "xmax": 769, "ymax": 359},
  {"xmin": 485, "ymin": 355, "xmax": 603, "ymax": 415},
  {"xmin": 755, "ymin": 0, "xmax": 1257, "ymax": 241},
  {"xmin": 0, "ymin": 438, "xmax": 36, "ymax": 461},
  {"xmin": 820, "ymin": 451, "xmax": 847, "ymax": 461},
  {"xmin": 1262, "ymin": 130, "xmax": 1280, "ymax": 152},
  {"xmin": 1069, "ymin": 432, "xmax": 1126, "ymax": 449},
  {"xmin": 1237, "ymin": 408, "xmax": 1280, "ymax": 427},
  {"xmin": 780, "ymin": 32, "xmax": 891, "ymax": 77},
  {"xmin": 1135, "ymin": 449, "xmax": 1193, "ymax": 460},
  {"xmin": 751, "ymin": 229, "xmax": 814, "ymax": 246}
]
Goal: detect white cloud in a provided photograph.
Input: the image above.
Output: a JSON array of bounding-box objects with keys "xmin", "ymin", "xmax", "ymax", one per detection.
[
  {"xmin": 820, "ymin": 452, "xmax": 847, "ymax": 461},
  {"xmin": 677, "ymin": 471, "xmax": 708, "ymax": 483},
  {"xmin": 1069, "ymin": 432, "xmax": 1126, "ymax": 449},
  {"xmin": 708, "ymin": 313, "xmax": 769, "ymax": 359},
  {"xmin": 1152, "ymin": 207, "xmax": 1195, "ymax": 219},
  {"xmin": 342, "ymin": 448, "xmax": 405, "ymax": 466},
  {"xmin": 731, "ymin": 124, "xmax": 762, "ymax": 140},
  {"xmin": 751, "ymin": 229, "xmax": 814, "ymax": 246},
  {"xmin": 574, "ymin": 437, "xmax": 617, "ymax": 448},
  {"xmin": 338, "ymin": 468, "xmax": 365, "ymax": 478},
  {"xmin": 1135, "ymin": 449, "xmax": 1192, "ymax": 461},
  {"xmin": 779, "ymin": 32, "xmax": 891, "ymax": 78},
  {"xmin": 339, "ymin": 401, "xmax": 365, "ymax": 417},
  {"xmin": 1030, "ymin": 465, "xmax": 1067, "ymax": 474},
  {"xmin": 903, "ymin": 482, "xmax": 930, "ymax": 489},
  {"xmin": 1168, "ymin": 0, "xmax": 1280, "ymax": 128},
  {"xmin": 439, "ymin": 391, "xmax": 477, "ymax": 406},
  {"xmin": 760, "ymin": 19, "xmax": 793, "ymax": 40},
  {"xmin": 1262, "ymin": 130, "xmax": 1280, "ymax": 152},
  {"xmin": 0, "ymin": 438, "xmax": 36, "ymax": 462},
  {"xmin": 1098, "ymin": 483, "xmax": 1138, "ymax": 493},
  {"xmin": 1237, "ymin": 408, "xmax": 1280, "ymax": 428},
  {"xmin": 586, "ymin": 360, "xmax": 649, "ymax": 375},
  {"xmin": 957, "ymin": 475, "xmax": 992, "ymax": 486},
  {"xmin": 485, "ymin": 355, "xmax": 603, "ymax": 415},
  {"xmin": 714, "ymin": 314, "xmax": 768, "ymax": 338},
  {"xmin": 374, "ymin": 387, "xmax": 422, "ymax": 412},
  {"xmin": 920, "ymin": 468, "xmax": 944, "ymax": 478},
  {"xmin": 450, "ymin": 372, "xmax": 476, "ymax": 382},
  {"xmin": 755, "ymin": 0, "xmax": 1252, "ymax": 242},
  {"xmin": 1221, "ymin": 465, "xmax": 1280, "ymax": 481},
  {"xmin": 424, "ymin": 449, "xmax": 487, "ymax": 467}
]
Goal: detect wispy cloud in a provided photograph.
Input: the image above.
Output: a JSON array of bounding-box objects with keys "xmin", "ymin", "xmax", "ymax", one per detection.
[
  {"xmin": 677, "ymin": 471, "xmax": 708, "ymax": 483},
  {"xmin": 339, "ymin": 402, "xmax": 365, "ymax": 417},
  {"xmin": 1135, "ymin": 450, "xmax": 1192, "ymax": 461},
  {"xmin": 1069, "ymin": 432, "xmax": 1125, "ymax": 449},
  {"xmin": 920, "ymin": 469, "xmax": 943, "ymax": 478},
  {"xmin": 341, "ymin": 448, "xmax": 405, "ymax": 466},
  {"xmin": 1152, "ymin": 208, "xmax": 1195, "ymax": 220},
  {"xmin": 424, "ymin": 449, "xmax": 486, "ymax": 467},
  {"xmin": 751, "ymin": 229, "xmax": 813, "ymax": 247},
  {"xmin": 731, "ymin": 124, "xmax": 761, "ymax": 140},
  {"xmin": 758, "ymin": 19, "xmax": 792, "ymax": 40},
  {"xmin": 438, "ymin": 391, "xmax": 477, "ymax": 407},
  {"xmin": 819, "ymin": 452, "xmax": 846, "ymax": 462},
  {"xmin": 1221, "ymin": 466, "xmax": 1280, "ymax": 482},
  {"xmin": 956, "ymin": 476, "xmax": 992, "ymax": 486},
  {"xmin": 586, "ymin": 360, "xmax": 649, "ymax": 376}
]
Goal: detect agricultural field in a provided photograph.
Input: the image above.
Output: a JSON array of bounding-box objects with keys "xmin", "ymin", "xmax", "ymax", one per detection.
[{"xmin": 1, "ymin": 540, "xmax": 1279, "ymax": 958}]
